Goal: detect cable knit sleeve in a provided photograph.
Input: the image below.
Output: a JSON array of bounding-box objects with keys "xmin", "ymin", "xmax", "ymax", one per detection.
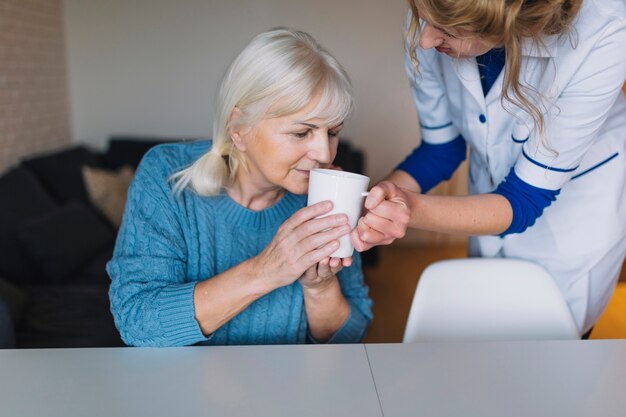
[
  {"xmin": 323, "ymin": 253, "xmax": 373, "ymax": 343},
  {"xmin": 107, "ymin": 146, "xmax": 209, "ymax": 347}
]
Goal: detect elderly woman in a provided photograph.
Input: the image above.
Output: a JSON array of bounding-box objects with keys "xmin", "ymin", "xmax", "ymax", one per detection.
[{"xmin": 107, "ymin": 28, "xmax": 372, "ymax": 347}]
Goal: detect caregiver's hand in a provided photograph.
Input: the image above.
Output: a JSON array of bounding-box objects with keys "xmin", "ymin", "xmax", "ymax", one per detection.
[
  {"xmin": 253, "ymin": 201, "xmax": 351, "ymax": 289},
  {"xmin": 351, "ymin": 181, "xmax": 411, "ymax": 251}
]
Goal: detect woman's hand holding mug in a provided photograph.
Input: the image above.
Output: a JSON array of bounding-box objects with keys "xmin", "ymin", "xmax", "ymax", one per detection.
[
  {"xmin": 253, "ymin": 201, "xmax": 350, "ymax": 290},
  {"xmin": 299, "ymin": 256, "xmax": 352, "ymax": 292},
  {"xmin": 351, "ymin": 180, "xmax": 411, "ymax": 251}
]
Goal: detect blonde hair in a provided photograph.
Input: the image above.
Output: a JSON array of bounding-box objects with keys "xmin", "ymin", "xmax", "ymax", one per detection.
[
  {"xmin": 171, "ymin": 28, "xmax": 353, "ymax": 196},
  {"xmin": 405, "ymin": 0, "xmax": 582, "ymax": 135}
]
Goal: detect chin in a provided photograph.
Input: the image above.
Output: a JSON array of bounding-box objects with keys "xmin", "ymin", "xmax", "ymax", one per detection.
[
  {"xmin": 289, "ymin": 184, "xmax": 309, "ymax": 195},
  {"xmin": 282, "ymin": 180, "xmax": 309, "ymax": 195}
]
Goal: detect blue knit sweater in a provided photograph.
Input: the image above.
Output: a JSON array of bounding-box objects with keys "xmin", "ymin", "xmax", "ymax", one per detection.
[{"xmin": 107, "ymin": 141, "xmax": 373, "ymax": 347}]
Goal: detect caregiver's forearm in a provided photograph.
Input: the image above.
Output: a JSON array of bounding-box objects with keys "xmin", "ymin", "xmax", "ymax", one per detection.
[
  {"xmin": 406, "ymin": 192, "xmax": 513, "ymax": 236},
  {"xmin": 386, "ymin": 169, "xmax": 422, "ymax": 194}
]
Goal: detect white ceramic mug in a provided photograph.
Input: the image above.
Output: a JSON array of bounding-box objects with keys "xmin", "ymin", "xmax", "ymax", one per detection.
[{"xmin": 307, "ymin": 168, "xmax": 370, "ymax": 258}]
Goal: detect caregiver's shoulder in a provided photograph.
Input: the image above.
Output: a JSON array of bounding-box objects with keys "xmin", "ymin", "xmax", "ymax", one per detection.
[{"xmin": 586, "ymin": 0, "xmax": 626, "ymax": 27}]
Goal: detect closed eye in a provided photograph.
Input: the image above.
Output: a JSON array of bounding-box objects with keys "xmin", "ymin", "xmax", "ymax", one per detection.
[
  {"xmin": 435, "ymin": 25, "xmax": 457, "ymax": 38},
  {"xmin": 328, "ymin": 122, "xmax": 343, "ymax": 139},
  {"xmin": 293, "ymin": 129, "xmax": 311, "ymax": 138}
]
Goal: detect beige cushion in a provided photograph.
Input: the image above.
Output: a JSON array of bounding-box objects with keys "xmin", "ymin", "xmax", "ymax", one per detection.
[{"xmin": 81, "ymin": 165, "xmax": 134, "ymax": 228}]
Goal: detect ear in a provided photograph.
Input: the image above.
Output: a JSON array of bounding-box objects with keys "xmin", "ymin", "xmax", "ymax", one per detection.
[{"xmin": 228, "ymin": 107, "xmax": 247, "ymax": 152}]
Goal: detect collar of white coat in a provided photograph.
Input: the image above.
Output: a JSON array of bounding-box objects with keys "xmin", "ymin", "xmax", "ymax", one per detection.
[{"xmin": 520, "ymin": 35, "xmax": 558, "ymax": 58}]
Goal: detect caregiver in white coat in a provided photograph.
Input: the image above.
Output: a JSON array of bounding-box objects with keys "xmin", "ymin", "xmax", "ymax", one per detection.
[{"xmin": 352, "ymin": 0, "xmax": 626, "ymax": 337}]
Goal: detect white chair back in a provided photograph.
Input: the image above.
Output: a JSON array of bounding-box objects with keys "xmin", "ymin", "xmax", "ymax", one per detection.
[{"xmin": 403, "ymin": 258, "xmax": 579, "ymax": 343}]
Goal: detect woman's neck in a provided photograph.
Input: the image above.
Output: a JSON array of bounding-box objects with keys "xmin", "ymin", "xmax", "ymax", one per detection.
[{"xmin": 227, "ymin": 172, "xmax": 285, "ymax": 211}]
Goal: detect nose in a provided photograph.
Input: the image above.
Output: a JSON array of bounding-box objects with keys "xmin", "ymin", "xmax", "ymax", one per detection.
[
  {"xmin": 419, "ymin": 23, "xmax": 443, "ymax": 49},
  {"xmin": 309, "ymin": 131, "xmax": 332, "ymax": 165}
]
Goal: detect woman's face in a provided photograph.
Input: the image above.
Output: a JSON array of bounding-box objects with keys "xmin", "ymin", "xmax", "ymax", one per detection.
[
  {"xmin": 419, "ymin": 20, "xmax": 495, "ymax": 58},
  {"xmin": 232, "ymin": 97, "xmax": 343, "ymax": 196}
]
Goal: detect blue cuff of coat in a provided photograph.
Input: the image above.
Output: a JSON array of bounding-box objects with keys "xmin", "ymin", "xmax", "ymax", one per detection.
[
  {"xmin": 396, "ymin": 135, "xmax": 466, "ymax": 193},
  {"xmin": 493, "ymin": 167, "xmax": 560, "ymax": 236}
]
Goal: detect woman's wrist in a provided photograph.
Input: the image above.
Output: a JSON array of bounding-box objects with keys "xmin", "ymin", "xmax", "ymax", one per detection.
[
  {"xmin": 303, "ymin": 278, "xmax": 350, "ymax": 342},
  {"xmin": 387, "ymin": 170, "xmax": 422, "ymax": 194},
  {"xmin": 301, "ymin": 275, "xmax": 340, "ymax": 298},
  {"xmin": 302, "ymin": 276, "xmax": 346, "ymax": 312},
  {"xmin": 406, "ymin": 190, "xmax": 424, "ymax": 229},
  {"xmin": 246, "ymin": 256, "xmax": 283, "ymax": 296}
]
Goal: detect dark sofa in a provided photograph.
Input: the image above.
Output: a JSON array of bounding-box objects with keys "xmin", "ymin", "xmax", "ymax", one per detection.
[
  {"xmin": 0, "ymin": 137, "xmax": 168, "ymax": 349},
  {"xmin": 0, "ymin": 136, "xmax": 375, "ymax": 349}
]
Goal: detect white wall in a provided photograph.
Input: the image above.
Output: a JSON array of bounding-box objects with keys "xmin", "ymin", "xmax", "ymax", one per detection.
[{"xmin": 63, "ymin": 0, "xmax": 420, "ymax": 183}]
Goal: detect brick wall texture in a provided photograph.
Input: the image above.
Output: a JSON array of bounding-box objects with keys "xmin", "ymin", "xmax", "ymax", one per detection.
[{"xmin": 0, "ymin": 0, "xmax": 71, "ymax": 173}]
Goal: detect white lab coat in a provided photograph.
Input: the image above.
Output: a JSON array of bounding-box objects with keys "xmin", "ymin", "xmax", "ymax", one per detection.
[{"xmin": 406, "ymin": 0, "xmax": 626, "ymax": 333}]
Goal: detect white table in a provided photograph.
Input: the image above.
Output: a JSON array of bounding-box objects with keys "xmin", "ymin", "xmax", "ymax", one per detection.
[
  {"xmin": 2, "ymin": 341, "xmax": 626, "ymax": 417},
  {"xmin": 365, "ymin": 340, "xmax": 626, "ymax": 417},
  {"xmin": 0, "ymin": 344, "xmax": 382, "ymax": 417}
]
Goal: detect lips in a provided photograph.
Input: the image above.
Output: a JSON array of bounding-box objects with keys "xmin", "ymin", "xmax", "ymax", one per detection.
[
  {"xmin": 436, "ymin": 46, "xmax": 451, "ymax": 53},
  {"xmin": 294, "ymin": 169, "xmax": 311, "ymax": 178}
]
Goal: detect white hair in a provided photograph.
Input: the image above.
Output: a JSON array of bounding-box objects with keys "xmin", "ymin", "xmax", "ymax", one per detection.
[{"xmin": 170, "ymin": 27, "xmax": 353, "ymax": 196}]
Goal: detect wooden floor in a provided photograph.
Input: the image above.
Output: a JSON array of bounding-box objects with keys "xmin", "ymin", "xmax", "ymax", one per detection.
[{"xmin": 362, "ymin": 243, "xmax": 626, "ymax": 343}]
